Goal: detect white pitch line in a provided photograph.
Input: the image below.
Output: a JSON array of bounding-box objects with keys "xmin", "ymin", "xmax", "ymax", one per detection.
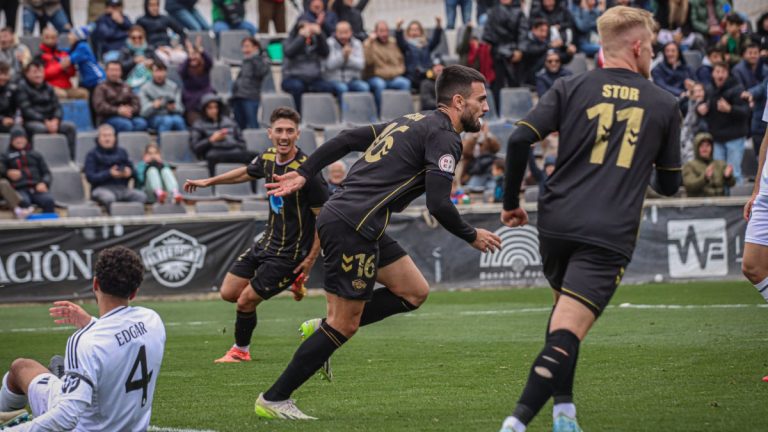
[{"xmin": 148, "ymin": 426, "xmax": 217, "ymax": 432}]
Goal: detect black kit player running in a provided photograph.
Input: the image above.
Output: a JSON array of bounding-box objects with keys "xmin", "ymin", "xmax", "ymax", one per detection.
[{"xmin": 229, "ymin": 147, "xmax": 328, "ymax": 300}]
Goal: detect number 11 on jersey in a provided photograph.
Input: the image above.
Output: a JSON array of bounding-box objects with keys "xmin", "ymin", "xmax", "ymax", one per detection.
[{"xmin": 586, "ymin": 103, "xmax": 644, "ymax": 169}]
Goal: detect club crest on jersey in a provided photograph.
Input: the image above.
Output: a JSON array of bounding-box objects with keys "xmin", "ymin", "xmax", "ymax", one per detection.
[
  {"xmin": 438, "ymin": 154, "xmax": 455, "ymax": 173},
  {"xmin": 140, "ymin": 230, "xmax": 207, "ymax": 288},
  {"xmin": 351, "ymin": 279, "xmax": 367, "ymax": 290},
  {"xmin": 61, "ymin": 374, "xmax": 81, "ymax": 394}
]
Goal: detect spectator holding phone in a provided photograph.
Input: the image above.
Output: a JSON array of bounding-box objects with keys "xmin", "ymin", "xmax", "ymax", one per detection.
[
  {"xmin": 190, "ymin": 93, "xmax": 256, "ymax": 174},
  {"xmin": 85, "ymin": 124, "xmax": 147, "ymax": 210},
  {"xmin": 139, "ymin": 60, "xmax": 186, "ymax": 134}
]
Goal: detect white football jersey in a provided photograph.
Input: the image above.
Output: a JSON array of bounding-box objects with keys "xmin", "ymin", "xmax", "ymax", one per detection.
[{"xmin": 61, "ymin": 306, "xmax": 166, "ymax": 432}]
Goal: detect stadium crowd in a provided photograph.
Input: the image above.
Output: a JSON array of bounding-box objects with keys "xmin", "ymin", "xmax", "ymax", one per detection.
[{"xmin": 0, "ymin": 0, "xmax": 765, "ymax": 218}]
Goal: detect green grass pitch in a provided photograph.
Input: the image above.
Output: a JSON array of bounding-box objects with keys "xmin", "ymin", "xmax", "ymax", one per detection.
[{"xmin": 1, "ymin": 281, "xmax": 767, "ymax": 431}]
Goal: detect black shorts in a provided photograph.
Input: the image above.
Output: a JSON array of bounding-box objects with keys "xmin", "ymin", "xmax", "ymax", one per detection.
[
  {"xmin": 317, "ymin": 212, "xmax": 407, "ymax": 301},
  {"xmin": 228, "ymin": 245, "xmax": 302, "ymax": 300},
  {"xmin": 539, "ymin": 235, "xmax": 630, "ymax": 317}
]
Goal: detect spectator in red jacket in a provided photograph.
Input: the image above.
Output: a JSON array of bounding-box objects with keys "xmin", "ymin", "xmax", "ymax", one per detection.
[{"xmin": 39, "ymin": 27, "xmax": 88, "ymax": 99}]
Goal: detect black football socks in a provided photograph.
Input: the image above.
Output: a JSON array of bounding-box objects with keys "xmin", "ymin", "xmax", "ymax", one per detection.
[
  {"xmin": 359, "ymin": 287, "xmax": 418, "ymax": 327},
  {"xmin": 234, "ymin": 310, "xmax": 257, "ymax": 349}
]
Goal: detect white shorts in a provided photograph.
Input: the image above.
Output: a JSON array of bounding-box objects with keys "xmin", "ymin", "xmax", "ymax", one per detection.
[
  {"xmin": 746, "ymin": 195, "xmax": 768, "ymax": 247},
  {"xmin": 27, "ymin": 373, "xmax": 61, "ymax": 417}
]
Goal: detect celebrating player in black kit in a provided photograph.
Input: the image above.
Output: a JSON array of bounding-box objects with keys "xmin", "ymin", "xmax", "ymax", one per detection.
[
  {"xmin": 184, "ymin": 107, "xmax": 328, "ymax": 364},
  {"xmin": 257, "ymin": 65, "xmax": 502, "ymax": 420},
  {"xmin": 497, "ymin": 7, "xmax": 682, "ymax": 432}
]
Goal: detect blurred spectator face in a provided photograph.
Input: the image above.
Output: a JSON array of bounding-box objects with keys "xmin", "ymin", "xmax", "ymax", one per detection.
[
  {"xmin": 25, "ymin": 64, "xmax": 44, "ymax": 86},
  {"xmin": 129, "ymin": 30, "xmax": 145, "ymax": 46},
  {"xmin": 343, "ymin": 0, "xmax": 355, "ymax": 5},
  {"xmin": 491, "ymin": 161, "xmax": 504, "ymax": 177},
  {"xmin": 406, "ymin": 22, "xmax": 424, "ymax": 39},
  {"xmin": 268, "ymin": 118, "xmax": 299, "ymax": 157},
  {"xmin": 204, "ymin": 101, "xmax": 219, "ymax": 120},
  {"xmin": 0, "ymin": 29, "xmax": 13, "ymax": 49},
  {"xmin": 309, "ymin": 0, "xmax": 324, "ymax": 15},
  {"xmin": 712, "ymin": 64, "xmax": 728, "ymax": 87},
  {"xmin": 375, "ymin": 21, "xmax": 389, "ymax": 42},
  {"xmin": 42, "ymin": 28, "xmax": 58, "ymax": 48},
  {"xmin": 147, "ymin": 0, "xmax": 160, "ymax": 16},
  {"xmin": 663, "ymin": 44, "xmax": 680, "ymax": 65},
  {"xmin": 328, "ymin": 161, "xmax": 347, "ymax": 184},
  {"xmin": 691, "ymin": 83, "xmax": 705, "ymax": 100},
  {"xmin": 152, "ymin": 65, "xmax": 167, "ymax": 84},
  {"xmin": 432, "ymin": 63, "xmax": 445, "ymax": 77},
  {"xmin": 544, "ymin": 52, "xmax": 561, "ymax": 73},
  {"xmin": 542, "ymin": 0, "xmax": 555, "ymax": 12},
  {"xmin": 10, "ymin": 135, "xmax": 28, "ymax": 151},
  {"xmin": 98, "ymin": 127, "xmax": 116, "ymax": 149},
  {"xmin": 698, "ymin": 140, "xmax": 712, "ymax": 159},
  {"xmin": 241, "ymin": 38, "xmax": 258, "ymax": 57},
  {"xmin": 708, "ymin": 50, "xmax": 723, "ymax": 64},
  {"xmin": 743, "ymin": 46, "xmax": 759, "ymax": 66},
  {"xmin": 145, "ymin": 144, "xmax": 161, "ymax": 160},
  {"xmin": 105, "ymin": 63, "xmax": 122, "ymax": 82},
  {"xmin": 615, "ymin": 0, "xmax": 631, "ymax": 6},
  {"xmin": 584, "ymin": 0, "xmax": 596, "ymax": 8},
  {"xmin": 335, "ymin": 22, "xmax": 352, "ymax": 45},
  {"xmin": 532, "ymin": 23, "xmax": 549, "ymax": 41},
  {"xmin": 725, "ymin": 21, "xmax": 740, "ymax": 37},
  {"xmin": 189, "ymin": 49, "xmax": 202, "ymax": 66},
  {"xmin": 0, "ymin": 68, "xmax": 9, "ymax": 87}
]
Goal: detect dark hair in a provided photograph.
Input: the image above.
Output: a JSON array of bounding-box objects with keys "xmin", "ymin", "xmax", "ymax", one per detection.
[
  {"xmin": 269, "ymin": 106, "xmax": 301, "ymax": 126},
  {"xmin": 712, "ymin": 61, "xmax": 730, "ymax": 72},
  {"xmin": 0, "ymin": 61, "xmax": 10, "ymax": 74},
  {"xmin": 152, "ymin": 60, "xmax": 167, "ymax": 70},
  {"xmin": 241, "ymin": 36, "xmax": 261, "ymax": 49},
  {"xmin": 105, "ymin": 60, "xmax": 122, "ymax": 70},
  {"xmin": 0, "ymin": 27, "xmax": 11, "ymax": 34},
  {"xmin": 706, "ymin": 45, "xmax": 725, "ymax": 56},
  {"xmin": 532, "ymin": 18, "xmax": 549, "ymax": 29},
  {"xmin": 435, "ymin": 64, "xmax": 486, "ymax": 106},
  {"xmin": 741, "ymin": 42, "xmax": 758, "ymax": 55},
  {"xmin": 24, "ymin": 58, "xmax": 44, "ymax": 73},
  {"xmin": 725, "ymin": 13, "xmax": 744, "ymax": 25},
  {"xmin": 492, "ymin": 158, "xmax": 505, "ymax": 171},
  {"xmin": 94, "ymin": 246, "xmax": 144, "ymax": 299}
]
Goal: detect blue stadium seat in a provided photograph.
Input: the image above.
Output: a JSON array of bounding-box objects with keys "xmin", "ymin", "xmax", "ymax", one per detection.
[{"xmin": 61, "ymin": 100, "xmax": 94, "ymax": 131}]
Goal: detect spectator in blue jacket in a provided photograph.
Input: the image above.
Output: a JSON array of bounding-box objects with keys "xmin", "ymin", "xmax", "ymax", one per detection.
[
  {"xmin": 695, "ymin": 46, "xmax": 724, "ymax": 86},
  {"xmin": 535, "ymin": 50, "xmax": 572, "ymax": 97},
  {"xmin": 570, "ymin": 0, "xmax": 602, "ymax": 57},
  {"xmin": 651, "ymin": 42, "xmax": 694, "ymax": 98},
  {"xmin": 66, "ymin": 26, "xmax": 106, "ymax": 92},
  {"xmin": 84, "ymin": 124, "xmax": 147, "ymax": 210},
  {"xmin": 395, "ymin": 17, "xmax": 443, "ymax": 90},
  {"xmin": 165, "ymin": 0, "xmax": 209, "ymax": 31},
  {"xmin": 93, "ymin": 0, "xmax": 132, "ymax": 60}
]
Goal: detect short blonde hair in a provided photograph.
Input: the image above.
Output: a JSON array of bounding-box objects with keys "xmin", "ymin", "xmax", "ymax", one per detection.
[{"xmin": 597, "ymin": 6, "xmax": 655, "ymax": 54}]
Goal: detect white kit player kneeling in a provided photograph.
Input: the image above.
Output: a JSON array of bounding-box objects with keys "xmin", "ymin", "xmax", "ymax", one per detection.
[{"xmin": 0, "ymin": 246, "xmax": 166, "ymax": 431}]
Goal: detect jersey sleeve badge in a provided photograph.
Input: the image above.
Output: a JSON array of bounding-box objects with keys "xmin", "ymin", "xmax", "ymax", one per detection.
[{"xmin": 438, "ymin": 154, "xmax": 456, "ymax": 173}]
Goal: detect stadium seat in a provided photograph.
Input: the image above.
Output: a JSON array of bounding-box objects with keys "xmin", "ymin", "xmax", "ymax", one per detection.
[
  {"xmin": 488, "ymin": 122, "xmax": 515, "ymax": 146},
  {"xmin": 485, "ymin": 91, "xmax": 499, "ymax": 121},
  {"xmin": 57, "ymin": 33, "xmax": 70, "ymax": 50},
  {"xmin": 61, "ymin": 100, "xmax": 93, "ymax": 131},
  {"xmin": 243, "ymin": 128, "xmax": 271, "ymax": 154},
  {"xmin": 152, "ymin": 203, "xmax": 188, "ymax": 214},
  {"xmin": 0, "ymin": 133, "xmax": 9, "ymax": 153},
  {"xmin": 188, "ymin": 30, "xmax": 218, "ymax": 59},
  {"xmin": 219, "ymin": 30, "xmax": 250, "ymax": 65},
  {"xmin": 160, "ymin": 131, "xmax": 197, "ymax": 164},
  {"xmin": 380, "ymin": 90, "xmax": 414, "ymax": 122},
  {"xmin": 67, "ymin": 204, "xmax": 101, "ymax": 217},
  {"xmin": 342, "ymin": 152, "xmax": 361, "ymax": 168},
  {"xmin": 211, "ymin": 62, "xmax": 233, "ymax": 96},
  {"xmin": 323, "ymin": 125, "xmax": 346, "ymax": 142},
  {"xmin": 341, "ymin": 92, "xmax": 378, "ymax": 126},
  {"xmin": 175, "ymin": 165, "xmax": 215, "ymax": 200},
  {"xmin": 298, "ymin": 127, "xmax": 317, "ymax": 154},
  {"xmin": 426, "ymin": 28, "xmax": 450, "ymax": 56},
  {"xmin": 20, "ymin": 35, "xmax": 41, "ymax": 56},
  {"xmin": 442, "ymin": 55, "xmax": 459, "ymax": 66},
  {"xmin": 118, "ymin": 132, "xmax": 151, "ymax": 162},
  {"xmin": 33, "ymin": 134, "xmax": 72, "ymax": 168},
  {"xmin": 110, "ymin": 201, "xmax": 145, "ymax": 216},
  {"xmin": 167, "ymin": 67, "xmax": 183, "ymax": 86},
  {"xmin": 411, "ymin": 194, "xmax": 427, "ymax": 206},
  {"xmin": 50, "ymin": 167, "xmax": 90, "ymax": 208},
  {"xmin": 742, "ymin": 146, "xmax": 757, "ymax": 180},
  {"xmin": 302, "ymin": 93, "xmax": 340, "ymax": 127},
  {"xmin": 682, "ymin": 50, "xmax": 703, "ymax": 70},
  {"xmin": 524, "ymin": 186, "xmax": 539, "ymax": 203},
  {"xmin": 730, "ymin": 184, "xmax": 753, "ymax": 197},
  {"xmin": 195, "ymin": 201, "xmax": 230, "ymax": 213},
  {"xmin": 214, "ymin": 163, "xmax": 262, "ymax": 201},
  {"xmin": 260, "ymin": 93, "xmax": 295, "ymax": 126},
  {"xmin": 262, "ymin": 68, "xmax": 276, "ymax": 93},
  {"xmin": 565, "ymin": 53, "xmax": 588, "ymax": 75},
  {"xmin": 241, "ymin": 200, "xmax": 269, "ymax": 212},
  {"xmin": 75, "ymin": 132, "xmax": 99, "ymax": 168},
  {"xmin": 499, "ymin": 88, "xmax": 534, "ymax": 122}
]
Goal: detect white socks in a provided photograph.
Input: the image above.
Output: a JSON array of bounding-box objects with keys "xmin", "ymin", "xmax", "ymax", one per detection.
[
  {"xmin": 501, "ymin": 416, "xmax": 527, "ymax": 432},
  {"xmin": 234, "ymin": 344, "xmax": 250, "ymax": 352},
  {"xmin": 553, "ymin": 402, "xmax": 577, "ymax": 419},
  {"xmin": 0, "ymin": 372, "xmax": 27, "ymax": 411},
  {"xmin": 755, "ymin": 277, "xmax": 768, "ymax": 302}
]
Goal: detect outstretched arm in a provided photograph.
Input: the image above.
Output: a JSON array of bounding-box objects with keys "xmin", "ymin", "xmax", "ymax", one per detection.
[{"xmin": 184, "ymin": 166, "xmax": 252, "ymax": 192}]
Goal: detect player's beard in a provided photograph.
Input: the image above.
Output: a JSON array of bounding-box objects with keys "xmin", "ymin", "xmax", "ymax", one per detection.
[{"xmin": 460, "ymin": 108, "xmax": 481, "ymax": 133}]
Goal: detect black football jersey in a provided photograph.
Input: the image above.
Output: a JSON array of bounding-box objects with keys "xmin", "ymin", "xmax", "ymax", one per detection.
[
  {"xmin": 324, "ymin": 110, "xmax": 463, "ymax": 240},
  {"xmin": 519, "ymin": 68, "xmax": 682, "ymax": 258},
  {"xmin": 246, "ymin": 147, "xmax": 329, "ymax": 261}
]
